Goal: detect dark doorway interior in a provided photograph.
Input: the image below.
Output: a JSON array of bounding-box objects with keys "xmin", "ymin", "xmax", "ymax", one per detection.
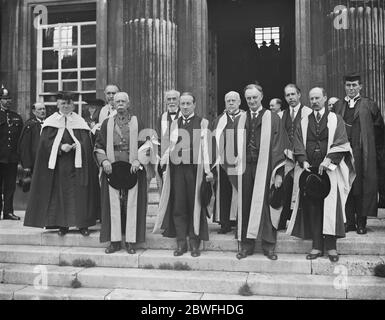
[{"xmin": 208, "ymin": 0, "xmax": 296, "ymax": 113}]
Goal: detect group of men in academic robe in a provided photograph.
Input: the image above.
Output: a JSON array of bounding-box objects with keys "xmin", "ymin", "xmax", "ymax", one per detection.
[{"xmin": 10, "ymin": 71, "xmax": 384, "ymax": 262}]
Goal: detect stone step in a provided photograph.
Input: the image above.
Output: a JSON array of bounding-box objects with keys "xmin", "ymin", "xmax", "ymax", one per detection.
[
  {"xmin": 0, "ymin": 245, "xmax": 383, "ymax": 276},
  {"xmin": 0, "ymin": 284, "xmax": 297, "ymax": 300},
  {"xmin": 1, "ymin": 225, "xmax": 384, "ymax": 255},
  {"xmin": 1, "ymin": 263, "xmax": 384, "ymax": 299}
]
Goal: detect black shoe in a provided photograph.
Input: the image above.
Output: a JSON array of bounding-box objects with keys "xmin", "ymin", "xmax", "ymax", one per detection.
[
  {"xmin": 263, "ymin": 250, "xmax": 278, "ymax": 261},
  {"xmin": 3, "ymin": 213, "xmax": 21, "ymax": 221},
  {"xmin": 174, "ymin": 242, "xmax": 188, "ymax": 257},
  {"xmin": 357, "ymin": 227, "xmax": 367, "ymax": 235},
  {"xmin": 105, "ymin": 242, "xmax": 121, "ymax": 254},
  {"xmin": 191, "ymin": 248, "xmax": 201, "ymax": 257},
  {"xmin": 79, "ymin": 228, "xmax": 90, "ymax": 237},
  {"xmin": 58, "ymin": 227, "xmax": 69, "ymax": 237},
  {"xmin": 345, "ymin": 225, "xmax": 356, "ymax": 233},
  {"xmin": 125, "ymin": 243, "xmax": 136, "ymax": 254},
  {"xmin": 306, "ymin": 251, "xmax": 323, "ymax": 260},
  {"xmin": 218, "ymin": 226, "xmax": 232, "ymax": 234},
  {"xmin": 236, "ymin": 249, "xmax": 251, "ymax": 260},
  {"xmin": 328, "ymin": 254, "xmax": 339, "ymax": 263}
]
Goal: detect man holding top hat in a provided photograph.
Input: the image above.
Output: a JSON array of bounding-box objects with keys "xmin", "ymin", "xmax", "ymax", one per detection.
[
  {"xmin": 24, "ymin": 92, "xmax": 100, "ymax": 236},
  {"xmin": 95, "ymin": 92, "xmax": 148, "ymax": 254},
  {"xmin": 334, "ymin": 74, "xmax": 384, "ymax": 234},
  {"xmin": 0, "ymin": 85, "xmax": 23, "ymax": 220},
  {"xmin": 287, "ymin": 87, "xmax": 355, "ymax": 262},
  {"xmin": 153, "ymin": 92, "xmax": 213, "ymax": 258}
]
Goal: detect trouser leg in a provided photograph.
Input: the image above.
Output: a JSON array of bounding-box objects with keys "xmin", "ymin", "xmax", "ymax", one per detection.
[
  {"xmin": 219, "ymin": 167, "xmax": 232, "ymax": 228},
  {"xmin": 345, "ymin": 191, "xmax": 356, "ymax": 228},
  {"xmin": 324, "ymin": 235, "xmax": 337, "ymax": 251},
  {"xmin": 306, "ymin": 198, "xmax": 324, "ymax": 251},
  {"xmin": 278, "ymin": 172, "xmax": 294, "ymax": 229},
  {"xmin": 241, "ymin": 163, "xmax": 255, "ymax": 241},
  {"xmin": 110, "ymin": 187, "xmax": 122, "ymax": 242},
  {"xmin": 2, "ymin": 163, "xmax": 17, "ymax": 215},
  {"xmin": 172, "ymin": 165, "xmax": 188, "ymax": 241}
]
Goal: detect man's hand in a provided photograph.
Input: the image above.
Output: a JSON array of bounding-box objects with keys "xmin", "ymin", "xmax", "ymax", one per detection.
[
  {"xmin": 61, "ymin": 144, "xmax": 74, "ymax": 153},
  {"xmin": 131, "ymin": 160, "xmax": 141, "ymax": 173},
  {"xmin": 102, "ymin": 160, "xmax": 112, "ymax": 175},
  {"xmin": 206, "ymin": 172, "xmax": 214, "ymax": 183},
  {"xmin": 303, "ymin": 161, "xmax": 311, "ymax": 172},
  {"xmin": 319, "ymin": 158, "xmax": 332, "ymax": 175},
  {"xmin": 274, "ymin": 174, "xmax": 283, "ymax": 188}
]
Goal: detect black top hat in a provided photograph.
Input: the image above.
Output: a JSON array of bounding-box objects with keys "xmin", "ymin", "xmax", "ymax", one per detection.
[
  {"xmin": 200, "ymin": 177, "xmax": 213, "ymax": 208},
  {"xmin": 269, "ymin": 185, "xmax": 284, "ymax": 210},
  {"xmin": 107, "ymin": 161, "xmax": 138, "ymax": 190},
  {"xmin": 0, "ymin": 85, "xmax": 11, "ymax": 99},
  {"xmin": 56, "ymin": 91, "xmax": 76, "ymax": 101},
  {"xmin": 85, "ymin": 99, "xmax": 105, "ymax": 107},
  {"xmin": 299, "ymin": 166, "xmax": 331, "ymax": 200}
]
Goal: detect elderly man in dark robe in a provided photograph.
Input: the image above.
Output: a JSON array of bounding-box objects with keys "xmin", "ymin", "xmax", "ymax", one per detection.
[
  {"xmin": 95, "ymin": 92, "xmax": 147, "ymax": 254},
  {"xmin": 211, "ymin": 91, "xmax": 245, "ymax": 234},
  {"xmin": 18, "ymin": 102, "xmax": 46, "ymax": 176},
  {"xmin": 287, "ymin": 87, "xmax": 355, "ymax": 263},
  {"xmin": 334, "ymin": 74, "xmax": 384, "ymax": 234},
  {"xmin": 235, "ymin": 84, "xmax": 286, "ymax": 261},
  {"xmin": 24, "ymin": 92, "xmax": 100, "ymax": 236}
]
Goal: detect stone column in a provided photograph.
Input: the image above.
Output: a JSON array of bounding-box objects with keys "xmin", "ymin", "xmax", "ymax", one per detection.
[
  {"xmin": 176, "ymin": 0, "xmax": 208, "ymax": 117},
  {"xmin": 124, "ymin": 0, "xmax": 177, "ymax": 129}
]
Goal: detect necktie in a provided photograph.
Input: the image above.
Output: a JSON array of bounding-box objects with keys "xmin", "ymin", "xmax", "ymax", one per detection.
[
  {"xmin": 182, "ymin": 117, "xmax": 190, "ymax": 125},
  {"xmin": 291, "ymin": 108, "xmax": 295, "ymax": 121},
  {"xmin": 252, "ymin": 112, "xmax": 258, "ymax": 120},
  {"xmin": 316, "ymin": 112, "xmax": 321, "ymax": 123}
]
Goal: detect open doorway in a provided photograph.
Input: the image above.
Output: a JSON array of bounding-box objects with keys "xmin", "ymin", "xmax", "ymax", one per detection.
[{"xmin": 208, "ymin": 0, "xmax": 296, "ymax": 114}]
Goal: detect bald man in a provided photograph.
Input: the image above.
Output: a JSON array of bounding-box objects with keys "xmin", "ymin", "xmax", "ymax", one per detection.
[
  {"xmin": 211, "ymin": 91, "xmax": 245, "ymax": 234},
  {"xmin": 288, "ymin": 87, "xmax": 354, "ymax": 263},
  {"xmin": 18, "ymin": 102, "xmax": 46, "ymax": 175}
]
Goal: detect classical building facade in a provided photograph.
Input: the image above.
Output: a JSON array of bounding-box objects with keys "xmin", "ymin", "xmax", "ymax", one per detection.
[{"xmin": 1, "ymin": 0, "xmax": 385, "ymax": 128}]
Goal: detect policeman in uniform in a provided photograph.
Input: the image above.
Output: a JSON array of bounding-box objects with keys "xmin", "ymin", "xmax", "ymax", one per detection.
[{"xmin": 0, "ymin": 86, "xmax": 23, "ymax": 220}]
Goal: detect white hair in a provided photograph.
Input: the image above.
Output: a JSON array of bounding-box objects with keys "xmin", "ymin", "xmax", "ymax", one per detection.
[
  {"xmin": 114, "ymin": 92, "xmax": 130, "ymax": 102},
  {"xmin": 225, "ymin": 91, "xmax": 241, "ymax": 101},
  {"xmin": 165, "ymin": 90, "xmax": 180, "ymax": 99}
]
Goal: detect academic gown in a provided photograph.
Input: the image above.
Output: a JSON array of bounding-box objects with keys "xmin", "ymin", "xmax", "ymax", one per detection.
[
  {"xmin": 287, "ymin": 112, "xmax": 355, "ymax": 239},
  {"xmin": 334, "ymin": 97, "xmax": 384, "ymax": 217},
  {"xmin": 24, "ymin": 113, "xmax": 100, "ymax": 229},
  {"xmin": 235, "ymin": 109, "xmax": 286, "ymax": 242},
  {"xmin": 95, "ymin": 115, "xmax": 148, "ymax": 243}
]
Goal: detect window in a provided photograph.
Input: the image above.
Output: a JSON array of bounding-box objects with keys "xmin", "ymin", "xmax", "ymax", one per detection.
[
  {"xmin": 255, "ymin": 27, "xmax": 280, "ymax": 48},
  {"xmin": 36, "ymin": 19, "xmax": 96, "ymax": 116}
]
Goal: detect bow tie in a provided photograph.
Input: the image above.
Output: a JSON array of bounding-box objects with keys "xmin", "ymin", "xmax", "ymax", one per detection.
[{"xmin": 169, "ymin": 112, "xmax": 177, "ymax": 116}]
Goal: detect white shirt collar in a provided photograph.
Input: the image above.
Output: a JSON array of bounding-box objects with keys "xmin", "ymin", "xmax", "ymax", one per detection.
[
  {"xmin": 182, "ymin": 113, "xmax": 194, "ymax": 120},
  {"xmin": 250, "ymin": 106, "xmax": 263, "ymax": 115},
  {"xmin": 345, "ymin": 94, "xmax": 360, "ymax": 102},
  {"xmin": 291, "ymin": 103, "xmax": 301, "ymax": 113},
  {"xmin": 315, "ymin": 108, "xmax": 326, "ymax": 117}
]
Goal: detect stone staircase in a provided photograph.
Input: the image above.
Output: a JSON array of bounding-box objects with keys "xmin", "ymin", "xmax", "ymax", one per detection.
[{"xmin": 1, "ymin": 181, "xmax": 385, "ymax": 300}]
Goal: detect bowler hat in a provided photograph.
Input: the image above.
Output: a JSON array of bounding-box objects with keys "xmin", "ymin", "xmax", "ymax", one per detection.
[
  {"xmin": 107, "ymin": 161, "xmax": 138, "ymax": 190},
  {"xmin": 200, "ymin": 177, "xmax": 213, "ymax": 208},
  {"xmin": 269, "ymin": 185, "xmax": 284, "ymax": 210},
  {"xmin": 299, "ymin": 167, "xmax": 331, "ymax": 200},
  {"xmin": 0, "ymin": 85, "xmax": 11, "ymax": 99}
]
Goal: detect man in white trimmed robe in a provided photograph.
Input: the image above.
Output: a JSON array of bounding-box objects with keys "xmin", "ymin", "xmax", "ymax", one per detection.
[
  {"xmin": 235, "ymin": 84, "xmax": 286, "ymax": 261},
  {"xmin": 287, "ymin": 87, "xmax": 355, "ymax": 263},
  {"xmin": 211, "ymin": 91, "xmax": 245, "ymax": 234}
]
